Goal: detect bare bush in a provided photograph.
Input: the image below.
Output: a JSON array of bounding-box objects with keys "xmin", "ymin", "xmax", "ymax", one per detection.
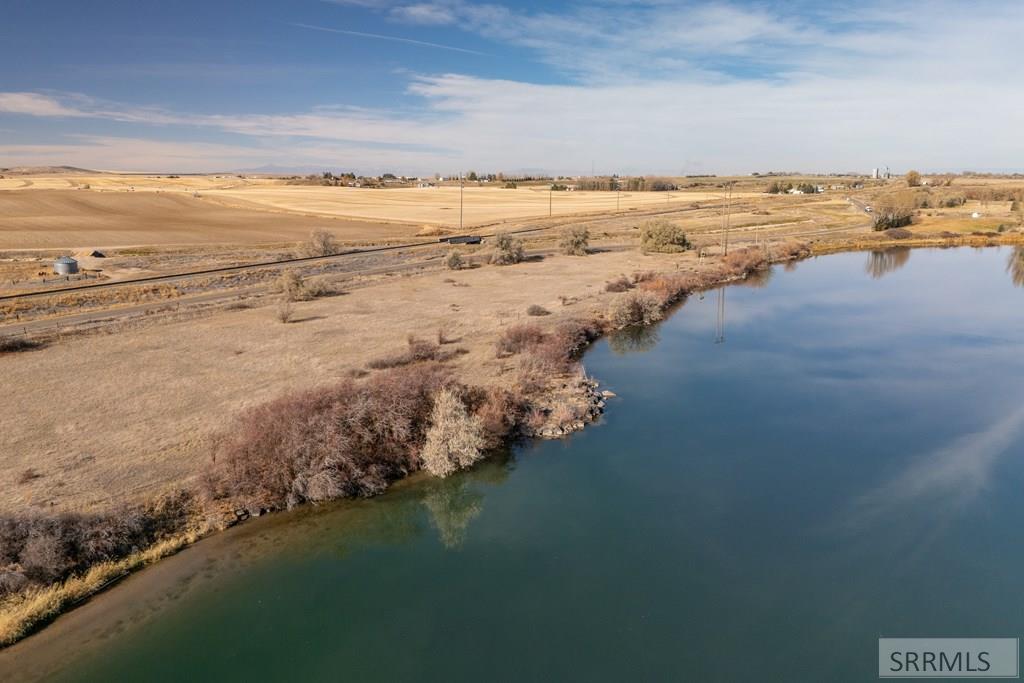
[
  {"xmin": 420, "ymin": 388, "xmax": 486, "ymax": 477},
  {"xmin": 723, "ymin": 247, "xmax": 768, "ymax": 275},
  {"xmin": 276, "ymin": 299, "xmax": 294, "ymax": 324},
  {"xmin": 640, "ymin": 220, "xmax": 691, "ymax": 253},
  {"xmin": 473, "ymin": 387, "xmax": 528, "ymax": 448},
  {"xmin": 489, "ymin": 232, "xmax": 525, "ymax": 265},
  {"xmin": 0, "ymin": 491, "xmax": 196, "ymax": 598},
  {"xmin": 605, "ymin": 276, "xmax": 633, "ymax": 292},
  {"xmin": 276, "ymin": 270, "xmax": 332, "ymax": 301},
  {"xmin": 559, "ymin": 225, "xmax": 589, "ymax": 256},
  {"xmin": 776, "ymin": 240, "xmax": 811, "ymax": 259},
  {"xmin": 608, "ymin": 291, "xmax": 664, "ymax": 327},
  {"xmin": 203, "ymin": 364, "xmax": 451, "ymax": 510},
  {"xmin": 368, "ymin": 336, "xmax": 442, "ymax": 369},
  {"xmin": 526, "ymin": 304, "xmax": 550, "ymax": 316},
  {"xmin": 495, "ymin": 323, "xmax": 545, "ymax": 356},
  {"xmin": 638, "ymin": 272, "xmax": 700, "ymax": 305},
  {"xmin": 445, "ymin": 250, "xmax": 465, "ymax": 270},
  {"xmin": 528, "ymin": 318, "xmax": 601, "ymax": 373},
  {"xmin": 305, "ymin": 228, "xmax": 339, "ymax": 257},
  {"xmin": 884, "ymin": 228, "xmax": 913, "ymax": 240},
  {"xmin": 0, "ymin": 337, "xmax": 44, "ymax": 354}
]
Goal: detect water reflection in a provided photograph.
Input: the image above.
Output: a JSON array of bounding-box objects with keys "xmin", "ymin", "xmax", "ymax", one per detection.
[
  {"xmin": 845, "ymin": 404, "xmax": 1024, "ymax": 529},
  {"xmin": 1006, "ymin": 247, "xmax": 1024, "ymax": 287},
  {"xmin": 420, "ymin": 458, "xmax": 509, "ymax": 549},
  {"xmin": 736, "ymin": 266, "xmax": 774, "ymax": 288},
  {"xmin": 608, "ymin": 324, "xmax": 660, "ymax": 355},
  {"xmin": 865, "ymin": 247, "xmax": 911, "ymax": 279}
]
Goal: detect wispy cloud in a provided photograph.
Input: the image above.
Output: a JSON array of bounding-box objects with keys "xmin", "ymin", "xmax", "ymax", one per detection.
[
  {"xmin": 291, "ymin": 22, "xmax": 486, "ymax": 55},
  {"xmin": 0, "ymin": 92, "xmax": 88, "ymax": 118}
]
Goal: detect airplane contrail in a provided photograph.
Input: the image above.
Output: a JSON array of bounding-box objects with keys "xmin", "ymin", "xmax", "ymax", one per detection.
[{"xmin": 291, "ymin": 23, "xmax": 488, "ymax": 56}]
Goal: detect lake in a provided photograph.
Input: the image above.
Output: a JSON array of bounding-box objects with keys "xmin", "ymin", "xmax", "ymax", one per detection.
[{"xmin": 4, "ymin": 246, "xmax": 1024, "ymax": 682}]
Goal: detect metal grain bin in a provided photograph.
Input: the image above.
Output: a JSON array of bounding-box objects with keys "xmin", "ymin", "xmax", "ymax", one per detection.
[{"xmin": 53, "ymin": 256, "xmax": 79, "ymax": 275}]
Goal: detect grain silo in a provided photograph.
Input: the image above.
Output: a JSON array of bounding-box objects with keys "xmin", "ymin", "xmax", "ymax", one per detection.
[{"xmin": 53, "ymin": 256, "xmax": 79, "ymax": 275}]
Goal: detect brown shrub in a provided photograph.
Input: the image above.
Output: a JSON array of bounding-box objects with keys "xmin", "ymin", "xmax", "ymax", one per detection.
[
  {"xmin": 495, "ymin": 323, "xmax": 545, "ymax": 357},
  {"xmin": 776, "ymin": 240, "xmax": 811, "ymax": 259},
  {"xmin": 445, "ymin": 250, "xmax": 465, "ymax": 270},
  {"xmin": 723, "ymin": 247, "xmax": 768, "ymax": 275},
  {"xmin": 559, "ymin": 225, "xmax": 590, "ymax": 256},
  {"xmin": 640, "ymin": 220, "xmax": 691, "ymax": 253},
  {"xmin": 608, "ymin": 291, "xmax": 663, "ymax": 327},
  {"xmin": 473, "ymin": 387, "xmax": 528, "ymax": 448},
  {"xmin": 638, "ymin": 272, "xmax": 699, "ymax": 305},
  {"xmin": 0, "ymin": 491, "xmax": 196, "ymax": 598},
  {"xmin": 0, "ymin": 337, "xmax": 44, "ymax": 354},
  {"xmin": 276, "ymin": 270, "xmax": 333, "ymax": 302},
  {"xmin": 305, "ymin": 228, "xmax": 339, "ymax": 257},
  {"xmin": 368, "ymin": 336, "xmax": 443, "ymax": 369},
  {"xmin": 203, "ymin": 364, "xmax": 451, "ymax": 511},
  {"xmin": 884, "ymin": 228, "xmax": 913, "ymax": 240},
  {"xmin": 604, "ymin": 276, "xmax": 633, "ymax": 293},
  {"xmin": 489, "ymin": 232, "xmax": 525, "ymax": 265},
  {"xmin": 276, "ymin": 299, "xmax": 294, "ymax": 324},
  {"xmin": 526, "ymin": 304, "xmax": 550, "ymax": 316}
]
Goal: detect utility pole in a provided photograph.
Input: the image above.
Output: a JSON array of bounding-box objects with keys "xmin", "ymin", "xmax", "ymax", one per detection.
[
  {"xmin": 459, "ymin": 174, "xmax": 464, "ymax": 232},
  {"xmin": 721, "ymin": 181, "xmax": 733, "ymax": 255},
  {"xmin": 549, "ymin": 183, "xmax": 553, "ymax": 217}
]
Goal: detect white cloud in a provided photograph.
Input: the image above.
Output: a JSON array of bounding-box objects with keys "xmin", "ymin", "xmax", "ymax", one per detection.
[
  {"xmin": 0, "ymin": 93, "xmax": 87, "ymax": 118},
  {"xmin": 3, "ymin": 1, "xmax": 1024, "ymax": 173}
]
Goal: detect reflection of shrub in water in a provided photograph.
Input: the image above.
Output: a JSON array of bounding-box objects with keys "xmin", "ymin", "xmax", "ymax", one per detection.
[
  {"xmin": 1007, "ymin": 247, "xmax": 1024, "ymax": 288},
  {"xmin": 422, "ymin": 478, "xmax": 484, "ymax": 549},
  {"xmin": 865, "ymin": 248, "xmax": 911, "ymax": 279},
  {"xmin": 735, "ymin": 266, "xmax": 774, "ymax": 288},
  {"xmin": 608, "ymin": 324, "xmax": 660, "ymax": 355}
]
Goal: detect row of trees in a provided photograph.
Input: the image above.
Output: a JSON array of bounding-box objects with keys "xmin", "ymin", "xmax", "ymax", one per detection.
[
  {"xmin": 574, "ymin": 176, "xmax": 678, "ymax": 192},
  {"xmin": 765, "ymin": 181, "xmax": 821, "ymax": 194}
]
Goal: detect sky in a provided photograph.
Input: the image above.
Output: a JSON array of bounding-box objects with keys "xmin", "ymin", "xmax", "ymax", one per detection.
[{"xmin": 1, "ymin": 0, "xmax": 1022, "ymax": 175}]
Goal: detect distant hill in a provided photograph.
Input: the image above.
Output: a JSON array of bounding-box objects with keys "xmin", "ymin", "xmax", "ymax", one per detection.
[{"xmin": 0, "ymin": 165, "xmax": 100, "ymax": 175}]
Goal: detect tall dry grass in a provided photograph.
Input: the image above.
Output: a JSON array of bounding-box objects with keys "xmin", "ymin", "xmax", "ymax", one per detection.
[{"xmin": 0, "ymin": 526, "xmax": 205, "ymax": 647}]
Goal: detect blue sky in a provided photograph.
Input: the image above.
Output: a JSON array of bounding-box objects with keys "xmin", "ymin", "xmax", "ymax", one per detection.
[{"xmin": 2, "ymin": 0, "xmax": 1022, "ymax": 174}]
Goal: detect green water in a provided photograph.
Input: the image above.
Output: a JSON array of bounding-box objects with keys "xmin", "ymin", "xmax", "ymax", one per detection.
[{"xmin": 5, "ymin": 247, "xmax": 1024, "ymax": 682}]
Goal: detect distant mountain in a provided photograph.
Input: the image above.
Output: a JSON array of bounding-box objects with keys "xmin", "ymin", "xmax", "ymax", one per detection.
[
  {"xmin": 0, "ymin": 165, "xmax": 100, "ymax": 175},
  {"xmin": 232, "ymin": 165, "xmax": 329, "ymax": 176}
]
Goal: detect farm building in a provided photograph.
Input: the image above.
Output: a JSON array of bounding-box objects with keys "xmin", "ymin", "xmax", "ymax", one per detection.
[{"xmin": 53, "ymin": 256, "xmax": 79, "ymax": 275}]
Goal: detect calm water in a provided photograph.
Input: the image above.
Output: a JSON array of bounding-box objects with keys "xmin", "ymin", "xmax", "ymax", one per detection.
[{"xmin": 5, "ymin": 247, "xmax": 1024, "ymax": 682}]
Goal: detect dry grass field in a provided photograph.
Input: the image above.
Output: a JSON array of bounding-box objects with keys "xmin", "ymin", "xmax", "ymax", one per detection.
[
  {"xmin": 1, "ymin": 247, "xmax": 705, "ymax": 515},
  {"xmin": 201, "ymin": 184, "xmax": 763, "ymax": 226},
  {"xmin": 0, "ymin": 189, "xmax": 417, "ymax": 250}
]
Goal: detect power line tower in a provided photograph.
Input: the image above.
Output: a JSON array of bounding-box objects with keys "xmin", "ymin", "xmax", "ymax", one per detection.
[{"xmin": 721, "ymin": 181, "xmax": 733, "ymax": 255}]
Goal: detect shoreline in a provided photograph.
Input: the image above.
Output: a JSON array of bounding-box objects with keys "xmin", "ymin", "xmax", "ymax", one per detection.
[{"xmin": 3, "ymin": 235, "xmax": 1024, "ymax": 651}]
